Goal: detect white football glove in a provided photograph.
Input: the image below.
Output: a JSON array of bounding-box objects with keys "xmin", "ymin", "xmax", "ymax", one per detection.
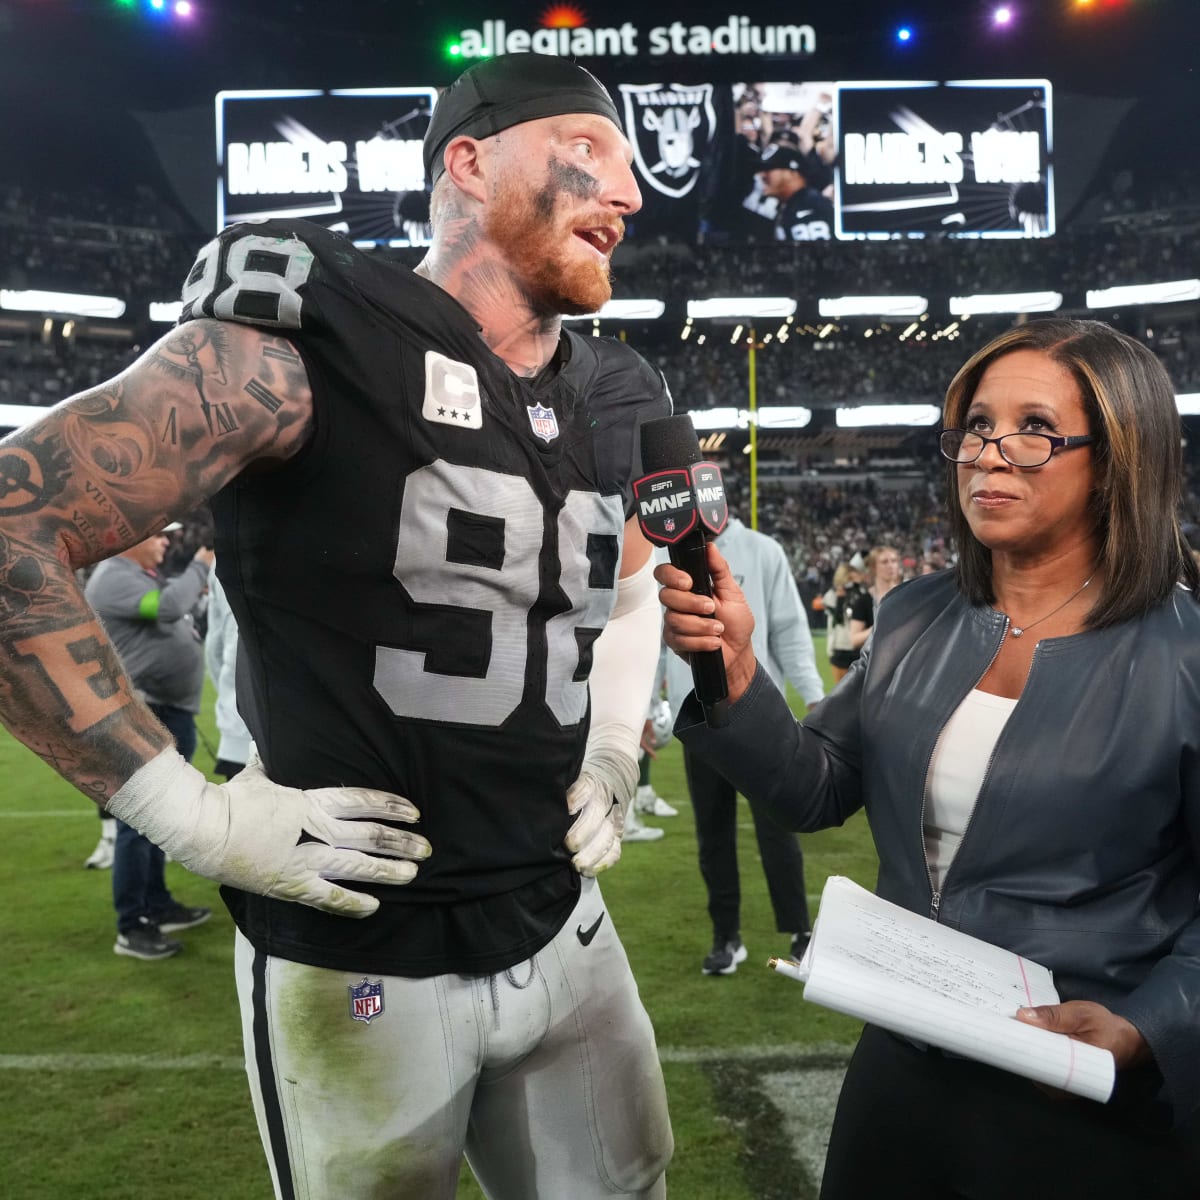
[
  {"xmin": 564, "ymin": 738, "xmax": 641, "ymax": 877},
  {"xmin": 107, "ymin": 747, "xmax": 431, "ymax": 918},
  {"xmin": 565, "ymin": 771, "xmax": 625, "ymax": 877}
]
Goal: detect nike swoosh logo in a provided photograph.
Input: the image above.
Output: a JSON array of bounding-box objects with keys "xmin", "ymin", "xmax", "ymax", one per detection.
[{"xmin": 576, "ymin": 913, "xmax": 605, "ymax": 947}]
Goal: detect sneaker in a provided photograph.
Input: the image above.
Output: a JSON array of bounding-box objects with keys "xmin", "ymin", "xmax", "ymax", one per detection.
[
  {"xmin": 623, "ymin": 806, "xmax": 665, "ymax": 843},
  {"xmin": 702, "ymin": 936, "xmax": 748, "ymax": 976},
  {"xmin": 789, "ymin": 931, "xmax": 812, "ymax": 961},
  {"xmin": 152, "ymin": 904, "xmax": 212, "ymax": 933},
  {"xmin": 84, "ymin": 817, "xmax": 117, "ymax": 869},
  {"xmin": 634, "ymin": 786, "xmax": 679, "ymax": 817},
  {"xmin": 115, "ymin": 924, "xmax": 183, "ymax": 961}
]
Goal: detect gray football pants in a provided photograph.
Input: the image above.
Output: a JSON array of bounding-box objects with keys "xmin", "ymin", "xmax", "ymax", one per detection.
[{"xmin": 234, "ymin": 877, "xmax": 673, "ymax": 1198}]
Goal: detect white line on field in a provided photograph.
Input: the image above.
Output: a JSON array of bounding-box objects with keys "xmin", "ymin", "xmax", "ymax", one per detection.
[
  {"xmin": 0, "ymin": 810, "xmax": 96, "ymax": 818},
  {"xmin": 0, "ymin": 1044, "xmax": 853, "ymax": 1072}
]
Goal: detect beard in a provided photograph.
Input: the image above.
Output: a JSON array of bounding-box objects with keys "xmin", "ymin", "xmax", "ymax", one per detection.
[{"xmin": 483, "ymin": 168, "xmax": 616, "ymax": 316}]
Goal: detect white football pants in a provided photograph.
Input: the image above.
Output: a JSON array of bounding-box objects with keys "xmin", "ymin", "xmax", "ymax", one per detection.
[{"xmin": 233, "ymin": 877, "xmax": 673, "ymax": 1198}]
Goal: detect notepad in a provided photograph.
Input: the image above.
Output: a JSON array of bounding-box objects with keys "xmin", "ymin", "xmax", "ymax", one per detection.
[{"xmin": 781, "ymin": 876, "xmax": 1115, "ymax": 1103}]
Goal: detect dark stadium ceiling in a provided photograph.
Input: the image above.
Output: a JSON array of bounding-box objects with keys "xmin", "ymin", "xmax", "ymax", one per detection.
[
  {"xmin": 0, "ymin": 0, "xmax": 1193, "ymax": 106},
  {"xmin": 0, "ymin": 0, "xmax": 1192, "ymax": 199}
]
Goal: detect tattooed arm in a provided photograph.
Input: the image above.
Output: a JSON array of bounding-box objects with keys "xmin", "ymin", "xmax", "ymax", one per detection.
[
  {"xmin": 1, "ymin": 317, "xmax": 430, "ymax": 915},
  {"xmin": 0, "ymin": 319, "xmax": 312, "ymax": 801}
]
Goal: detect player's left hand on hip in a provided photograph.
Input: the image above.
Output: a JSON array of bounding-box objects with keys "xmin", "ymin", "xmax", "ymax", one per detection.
[{"xmin": 565, "ymin": 771, "xmax": 624, "ymax": 877}]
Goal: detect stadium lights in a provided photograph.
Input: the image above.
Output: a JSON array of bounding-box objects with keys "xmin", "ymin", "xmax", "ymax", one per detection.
[
  {"xmin": 687, "ymin": 408, "xmax": 740, "ymax": 431},
  {"xmin": 149, "ymin": 301, "xmax": 184, "ymax": 323},
  {"xmin": 0, "ymin": 404, "xmax": 48, "ymax": 431},
  {"xmin": 686, "ymin": 298, "xmax": 797, "ymax": 319},
  {"xmin": 563, "ymin": 299, "xmax": 665, "ymax": 321},
  {"xmin": 683, "ymin": 407, "xmax": 813, "ymax": 431},
  {"xmin": 949, "ymin": 291, "xmax": 1062, "ymax": 315},
  {"xmin": 0, "ymin": 290, "xmax": 126, "ymax": 319},
  {"xmin": 819, "ymin": 296, "xmax": 928, "ymax": 318},
  {"xmin": 836, "ymin": 405, "xmax": 941, "ymax": 427},
  {"xmin": 1086, "ymin": 280, "xmax": 1200, "ymax": 308},
  {"xmin": 755, "ymin": 407, "xmax": 813, "ymax": 429}
]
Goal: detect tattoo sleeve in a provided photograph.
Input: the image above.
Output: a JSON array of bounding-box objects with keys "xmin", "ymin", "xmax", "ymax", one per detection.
[{"xmin": 0, "ymin": 319, "xmax": 312, "ymax": 801}]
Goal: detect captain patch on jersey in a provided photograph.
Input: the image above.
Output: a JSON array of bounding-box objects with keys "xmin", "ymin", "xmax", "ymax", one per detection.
[{"xmin": 422, "ymin": 351, "xmax": 483, "ymax": 430}]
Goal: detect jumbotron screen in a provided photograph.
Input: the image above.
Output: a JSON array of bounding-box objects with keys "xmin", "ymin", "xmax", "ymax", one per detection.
[
  {"xmin": 216, "ymin": 88, "xmax": 436, "ymax": 246},
  {"xmin": 615, "ymin": 77, "xmax": 1052, "ymax": 242},
  {"xmin": 835, "ymin": 80, "xmax": 1054, "ymax": 238},
  {"xmin": 213, "ymin": 78, "xmax": 1052, "ymax": 245}
]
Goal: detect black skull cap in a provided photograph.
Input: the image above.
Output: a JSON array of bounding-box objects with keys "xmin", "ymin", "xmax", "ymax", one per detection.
[{"xmin": 424, "ymin": 53, "xmax": 621, "ymax": 185}]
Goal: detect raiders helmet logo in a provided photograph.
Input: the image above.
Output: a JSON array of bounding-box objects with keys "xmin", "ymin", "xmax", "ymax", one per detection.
[{"xmin": 619, "ymin": 83, "xmax": 716, "ymax": 199}]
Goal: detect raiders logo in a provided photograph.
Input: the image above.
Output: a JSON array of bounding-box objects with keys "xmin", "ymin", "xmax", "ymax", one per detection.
[{"xmin": 619, "ymin": 83, "xmax": 716, "ymax": 199}]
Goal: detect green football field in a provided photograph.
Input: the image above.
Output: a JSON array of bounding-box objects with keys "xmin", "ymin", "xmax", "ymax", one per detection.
[{"xmin": 0, "ymin": 635, "xmax": 879, "ymax": 1199}]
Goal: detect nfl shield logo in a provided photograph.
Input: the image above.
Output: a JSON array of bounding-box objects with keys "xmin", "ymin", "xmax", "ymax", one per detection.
[
  {"xmin": 664, "ymin": 518, "xmax": 676, "ymax": 533},
  {"xmin": 348, "ymin": 977, "xmax": 384, "ymax": 1024},
  {"xmin": 527, "ymin": 403, "xmax": 559, "ymax": 444}
]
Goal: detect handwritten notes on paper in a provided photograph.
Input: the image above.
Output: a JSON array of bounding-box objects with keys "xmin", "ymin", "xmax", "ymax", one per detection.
[{"xmin": 787, "ymin": 877, "xmax": 1114, "ymax": 1103}]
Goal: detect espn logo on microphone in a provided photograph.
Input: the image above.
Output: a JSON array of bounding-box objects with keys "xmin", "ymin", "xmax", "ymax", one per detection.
[{"xmin": 634, "ymin": 462, "xmax": 728, "ymax": 545}]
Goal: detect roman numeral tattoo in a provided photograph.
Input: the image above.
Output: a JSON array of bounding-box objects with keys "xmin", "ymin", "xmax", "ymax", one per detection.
[{"xmin": 244, "ymin": 378, "xmax": 283, "ymax": 415}]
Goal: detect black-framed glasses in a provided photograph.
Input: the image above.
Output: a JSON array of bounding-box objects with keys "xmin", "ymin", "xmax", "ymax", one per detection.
[{"xmin": 939, "ymin": 429, "xmax": 1094, "ymax": 468}]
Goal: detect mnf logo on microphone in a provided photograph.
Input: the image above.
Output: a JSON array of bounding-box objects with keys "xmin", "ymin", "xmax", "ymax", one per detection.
[{"xmin": 634, "ymin": 462, "xmax": 728, "ymax": 545}]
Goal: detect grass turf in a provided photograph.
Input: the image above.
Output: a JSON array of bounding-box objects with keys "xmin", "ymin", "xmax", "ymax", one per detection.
[{"xmin": 0, "ymin": 636, "xmax": 878, "ymax": 1198}]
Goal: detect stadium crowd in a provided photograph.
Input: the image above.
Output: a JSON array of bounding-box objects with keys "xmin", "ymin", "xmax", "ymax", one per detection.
[{"xmin": 2, "ymin": 172, "xmax": 1199, "ymax": 592}]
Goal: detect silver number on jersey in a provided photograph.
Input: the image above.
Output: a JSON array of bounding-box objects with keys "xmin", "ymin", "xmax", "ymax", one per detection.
[
  {"xmin": 373, "ymin": 463, "xmax": 622, "ymax": 727},
  {"xmin": 179, "ymin": 232, "xmax": 314, "ymax": 329},
  {"xmin": 545, "ymin": 489, "xmax": 624, "ymax": 725}
]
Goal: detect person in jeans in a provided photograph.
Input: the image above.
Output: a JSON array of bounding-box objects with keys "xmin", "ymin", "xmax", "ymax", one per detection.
[
  {"xmin": 662, "ymin": 512, "xmax": 825, "ymax": 975},
  {"xmin": 85, "ymin": 526, "xmax": 214, "ymax": 959}
]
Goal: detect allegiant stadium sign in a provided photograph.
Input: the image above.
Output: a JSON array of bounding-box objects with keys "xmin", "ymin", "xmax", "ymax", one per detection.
[{"xmin": 453, "ymin": 16, "xmax": 816, "ymax": 59}]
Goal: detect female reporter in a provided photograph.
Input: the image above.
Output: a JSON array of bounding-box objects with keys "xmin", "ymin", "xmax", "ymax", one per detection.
[{"xmin": 657, "ymin": 320, "xmax": 1200, "ymax": 1198}]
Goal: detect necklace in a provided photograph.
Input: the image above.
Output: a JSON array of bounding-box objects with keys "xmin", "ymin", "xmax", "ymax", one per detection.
[{"xmin": 1005, "ymin": 574, "xmax": 1094, "ymax": 638}]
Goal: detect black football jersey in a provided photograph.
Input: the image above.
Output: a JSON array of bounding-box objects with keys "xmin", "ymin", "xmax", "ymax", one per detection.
[
  {"xmin": 178, "ymin": 219, "xmax": 670, "ymax": 975},
  {"xmin": 775, "ymin": 190, "xmax": 834, "ymax": 242}
]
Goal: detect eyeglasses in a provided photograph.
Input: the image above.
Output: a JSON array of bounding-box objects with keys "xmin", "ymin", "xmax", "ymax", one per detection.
[{"xmin": 939, "ymin": 429, "xmax": 1094, "ymax": 468}]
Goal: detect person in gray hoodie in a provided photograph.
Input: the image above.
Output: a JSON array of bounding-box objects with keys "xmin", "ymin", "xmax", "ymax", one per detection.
[{"xmin": 85, "ymin": 527, "xmax": 214, "ymax": 960}]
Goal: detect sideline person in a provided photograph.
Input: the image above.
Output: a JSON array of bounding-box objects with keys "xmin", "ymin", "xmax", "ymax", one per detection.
[
  {"xmin": 0, "ymin": 53, "xmax": 673, "ymax": 1199},
  {"xmin": 661, "ymin": 512, "xmax": 824, "ymax": 975},
  {"xmin": 820, "ymin": 561, "xmax": 863, "ymax": 682},
  {"xmin": 86, "ymin": 527, "xmax": 214, "ymax": 959},
  {"xmin": 847, "ymin": 543, "xmax": 901, "ymax": 652},
  {"xmin": 656, "ymin": 319, "xmax": 1200, "ymax": 1197}
]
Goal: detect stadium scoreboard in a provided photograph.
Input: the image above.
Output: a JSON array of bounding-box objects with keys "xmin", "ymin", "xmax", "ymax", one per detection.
[
  {"xmin": 836, "ymin": 80, "xmax": 1053, "ymax": 238},
  {"xmin": 216, "ymin": 88, "xmax": 436, "ymax": 248},
  {"xmin": 214, "ymin": 77, "xmax": 1052, "ymax": 244}
]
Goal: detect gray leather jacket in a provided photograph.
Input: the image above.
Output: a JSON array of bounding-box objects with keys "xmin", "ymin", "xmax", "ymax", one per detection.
[{"xmin": 677, "ymin": 570, "xmax": 1200, "ymax": 1125}]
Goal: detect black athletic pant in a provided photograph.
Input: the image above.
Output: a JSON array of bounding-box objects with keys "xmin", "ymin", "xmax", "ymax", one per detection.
[
  {"xmin": 821, "ymin": 1024, "xmax": 1200, "ymax": 1199},
  {"xmin": 683, "ymin": 747, "xmax": 810, "ymax": 941}
]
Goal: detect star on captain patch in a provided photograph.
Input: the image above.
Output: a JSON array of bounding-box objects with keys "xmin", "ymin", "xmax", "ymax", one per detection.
[
  {"xmin": 423, "ymin": 350, "xmax": 483, "ymax": 430},
  {"xmin": 527, "ymin": 403, "xmax": 559, "ymax": 444}
]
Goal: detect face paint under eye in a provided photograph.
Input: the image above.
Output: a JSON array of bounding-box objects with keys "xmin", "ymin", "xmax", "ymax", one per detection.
[{"xmin": 547, "ymin": 156, "xmax": 600, "ymax": 201}]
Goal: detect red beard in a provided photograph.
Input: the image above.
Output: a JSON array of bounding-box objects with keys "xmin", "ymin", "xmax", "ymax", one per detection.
[{"xmin": 484, "ymin": 169, "xmax": 617, "ymax": 316}]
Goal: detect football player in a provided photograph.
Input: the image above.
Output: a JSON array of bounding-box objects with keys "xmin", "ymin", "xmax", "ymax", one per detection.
[
  {"xmin": 0, "ymin": 53, "xmax": 672, "ymax": 1198},
  {"xmin": 757, "ymin": 142, "xmax": 834, "ymax": 242}
]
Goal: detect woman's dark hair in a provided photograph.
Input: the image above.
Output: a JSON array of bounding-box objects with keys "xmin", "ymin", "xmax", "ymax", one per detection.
[{"xmin": 943, "ymin": 318, "xmax": 1200, "ymax": 626}]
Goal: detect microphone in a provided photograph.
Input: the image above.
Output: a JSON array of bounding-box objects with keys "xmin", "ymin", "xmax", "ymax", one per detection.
[{"xmin": 635, "ymin": 415, "xmax": 729, "ymax": 725}]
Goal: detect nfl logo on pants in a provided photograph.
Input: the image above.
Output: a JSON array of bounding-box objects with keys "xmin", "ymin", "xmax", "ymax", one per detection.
[{"xmin": 348, "ymin": 977, "xmax": 384, "ymax": 1024}]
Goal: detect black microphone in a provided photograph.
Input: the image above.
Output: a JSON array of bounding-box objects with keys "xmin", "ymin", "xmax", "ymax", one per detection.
[{"xmin": 635, "ymin": 415, "xmax": 729, "ymax": 726}]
